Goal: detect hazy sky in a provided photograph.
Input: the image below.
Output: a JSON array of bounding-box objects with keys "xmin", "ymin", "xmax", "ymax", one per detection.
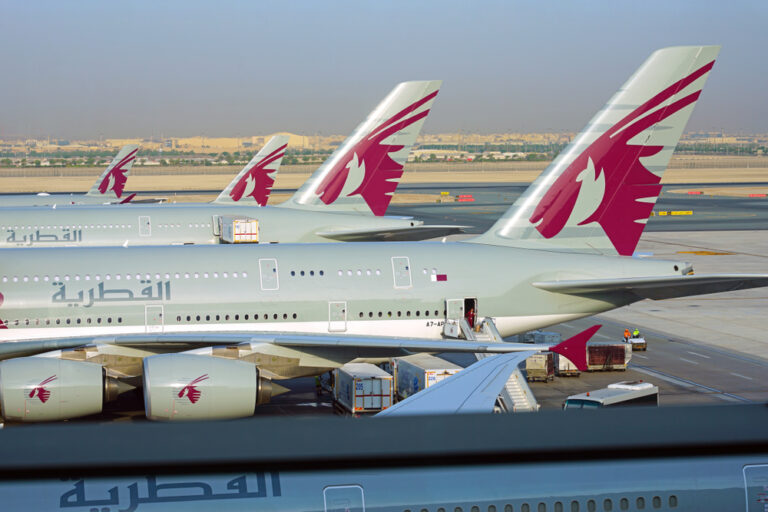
[{"xmin": 1, "ymin": 1, "xmax": 766, "ymax": 139}]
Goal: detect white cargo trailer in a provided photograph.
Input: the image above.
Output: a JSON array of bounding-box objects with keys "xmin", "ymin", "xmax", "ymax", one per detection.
[
  {"xmin": 333, "ymin": 363, "xmax": 393, "ymax": 415},
  {"xmin": 393, "ymin": 354, "xmax": 462, "ymax": 400}
]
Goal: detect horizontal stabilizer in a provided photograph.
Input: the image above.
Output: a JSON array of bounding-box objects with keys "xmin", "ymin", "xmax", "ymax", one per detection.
[
  {"xmin": 316, "ymin": 224, "xmax": 466, "ymax": 242},
  {"xmin": 377, "ymin": 352, "xmax": 534, "ymax": 416},
  {"xmin": 533, "ymin": 274, "xmax": 768, "ymax": 300}
]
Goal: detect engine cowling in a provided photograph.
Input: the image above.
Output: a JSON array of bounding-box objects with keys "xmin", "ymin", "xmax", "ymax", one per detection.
[
  {"xmin": 143, "ymin": 354, "xmax": 272, "ymax": 421},
  {"xmin": 0, "ymin": 358, "xmax": 109, "ymax": 422}
]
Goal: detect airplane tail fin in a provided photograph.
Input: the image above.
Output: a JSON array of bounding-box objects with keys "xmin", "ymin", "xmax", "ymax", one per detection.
[
  {"xmin": 281, "ymin": 80, "xmax": 441, "ymax": 215},
  {"xmin": 471, "ymin": 46, "xmax": 719, "ymax": 255},
  {"xmin": 213, "ymin": 135, "xmax": 290, "ymax": 206},
  {"xmin": 86, "ymin": 144, "xmax": 139, "ymax": 199}
]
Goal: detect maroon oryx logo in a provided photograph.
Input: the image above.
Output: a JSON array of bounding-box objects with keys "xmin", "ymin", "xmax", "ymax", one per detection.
[
  {"xmin": 98, "ymin": 147, "xmax": 138, "ymax": 198},
  {"xmin": 29, "ymin": 375, "xmax": 57, "ymax": 403},
  {"xmin": 178, "ymin": 374, "xmax": 209, "ymax": 404}
]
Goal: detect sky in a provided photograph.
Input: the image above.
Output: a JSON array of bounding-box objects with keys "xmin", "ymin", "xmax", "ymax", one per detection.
[{"xmin": 1, "ymin": 0, "xmax": 766, "ymax": 139}]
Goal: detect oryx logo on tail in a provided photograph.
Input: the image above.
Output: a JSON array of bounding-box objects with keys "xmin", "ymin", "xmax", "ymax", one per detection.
[
  {"xmin": 314, "ymin": 89, "xmax": 438, "ymax": 216},
  {"xmin": 529, "ymin": 60, "xmax": 715, "ymax": 256},
  {"xmin": 178, "ymin": 374, "xmax": 209, "ymax": 404},
  {"xmin": 229, "ymin": 144, "xmax": 287, "ymax": 205},
  {"xmin": 97, "ymin": 147, "xmax": 138, "ymax": 198},
  {"xmin": 29, "ymin": 375, "xmax": 57, "ymax": 403}
]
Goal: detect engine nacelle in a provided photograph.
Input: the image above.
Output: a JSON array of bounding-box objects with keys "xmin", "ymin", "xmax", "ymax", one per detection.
[
  {"xmin": 143, "ymin": 354, "xmax": 272, "ymax": 421},
  {"xmin": 0, "ymin": 358, "xmax": 106, "ymax": 422}
]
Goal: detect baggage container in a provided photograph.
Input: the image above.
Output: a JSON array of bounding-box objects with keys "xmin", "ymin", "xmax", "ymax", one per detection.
[
  {"xmin": 587, "ymin": 343, "xmax": 632, "ymax": 371},
  {"xmin": 219, "ymin": 217, "xmax": 259, "ymax": 244},
  {"xmin": 554, "ymin": 353, "xmax": 581, "ymax": 377},
  {"xmin": 393, "ymin": 354, "xmax": 462, "ymax": 400},
  {"xmin": 333, "ymin": 363, "xmax": 393, "ymax": 415},
  {"xmin": 628, "ymin": 337, "xmax": 647, "ymax": 351},
  {"xmin": 525, "ymin": 353, "xmax": 554, "ymax": 382}
]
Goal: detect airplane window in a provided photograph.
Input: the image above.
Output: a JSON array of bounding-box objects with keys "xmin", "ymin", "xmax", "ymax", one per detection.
[
  {"xmin": 416, "ymin": 311, "xmax": 420, "ymax": 317},
  {"xmin": 1, "ymin": 277, "xmax": 6, "ymax": 283},
  {"xmin": 438, "ymin": 508, "xmax": 446, "ymax": 512},
  {"xmin": 174, "ymin": 273, "xmax": 181, "ymax": 279},
  {"xmin": 97, "ymin": 318, "xmax": 102, "ymax": 324},
  {"xmin": 423, "ymin": 268, "xmax": 427, "ymax": 274},
  {"xmin": 225, "ymin": 315, "xmax": 230, "ymax": 321},
  {"xmin": 22, "ymin": 276, "xmax": 29, "ymax": 282},
  {"xmin": 488, "ymin": 506, "xmax": 496, "ymax": 512},
  {"xmin": 366, "ymin": 269, "xmax": 371, "ymax": 276},
  {"xmin": 424, "ymin": 310, "xmax": 430, "ymax": 317},
  {"xmin": 194, "ymin": 273, "xmax": 199, "ymax": 279},
  {"xmin": 521, "ymin": 505, "xmax": 530, "ymax": 512},
  {"xmin": 107, "ymin": 317, "xmax": 112, "ymax": 324},
  {"xmin": 263, "ymin": 314, "xmax": 268, "ymax": 320},
  {"xmin": 86, "ymin": 318, "xmax": 91, "ymax": 324},
  {"xmin": 472, "ymin": 507, "xmax": 479, "ymax": 512},
  {"xmin": 636, "ymin": 498, "xmax": 645, "ymax": 510},
  {"xmin": 618, "ymin": 499, "xmax": 628, "ymax": 511},
  {"xmin": 235, "ymin": 315, "xmax": 239, "ymax": 321},
  {"xmin": 203, "ymin": 315, "xmax": 209, "ymax": 321},
  {"xmin": 242, "ymin": 272, "xmax": 248, "ymax": 278},
  {"xmin": 378, "ymin": 312, "xmax": 382, "ymax": 317},
  {"xmin": 455, "ymin": 508, "xmax": 463, "ymax": 512},
  {"xmin": 603, "ymin": 499, "xmax": 612, "ymax": 511},
  {"xmin": 651, "ymin": 497, "xmax": 661, "ymax": 509},
  {"xmin": 668, "ymin": 496, "xmax": 677, "ymax": 508},
  {"xmin": 273, "ymin": 314, "xmax": 278, "ymax": 320},
  {"xmin": 188, "ymin": 224, "xmax": 192, "ymax": 228},
  {"xmin": 406, "ymin": 311, "xmax": 411, "ymax": 317},
  {"xmin": 359, "ymin": 312, "xmax": 364, "ymax": 318},
  {"xmin": 397, "ymin": 311, "xmax": 402, "ymax": 317},
  {"xmin": 356, "ymin": 270, "xmax": 362, "ymax": 276},
  {"xmin": 320, "ymin": 270, "xmax": 324, "ymax": 276},
  {"xmin": 24, "ymin": 319, "xmax": 29, "ymax": 326},
  {"xmin": 203, "ymin": 273, "xmax": 209, "ymax": 279},
  {"xmin": 570, "ymin": 502, "xmax": 579, "ymax": 512},
  {"xmin": 310, "ymin": 271, "xmax": 314, "ymax": 276},
  {"xmin": 504, "ymin": 507, "xmax": 512, "ymax": 512},
  {"xmin": 292, "ymin": 313, "xmax": 297, "ymax": 319},
  {"xmin": 12, "ymin": 276, "xmax": 18, "ymax": 282},
  {"xmin": 105, "ymin": 274, "xmax": 111, "ymax": 280},
  {"xmin": 586, "ymin": 501, "xmax": 596, "ymax": 512},
  {"xmin": 283, "ymin": 314, "xmax": 288, "ymax": 320},
  {"xmin": 291, "ymin": 271, "xmax": 296, "ymax": 276},
  {"xmin": 244, "ymin": 314, "xmax": 249, "ymax": 320},
  {"xmin": 553, "ymin": 502, "xmax": 562, "ymax": 512},
  {"xmin": 114, "ymin": 274, "xmax": 120, "ymax": 280},
  {"xmin": 109, "ymin": 225, "xmax": 113, "ymax": 229},
  {"xmin": 233, "ymin": 272, "xmax": 239, "ymax": 278},
  {"xmin": 176, "ymin": 316, "xmax": 182, "ymax": 322},
  {"xmin": 337, "ymin": 270, "xmax": 342, "ymax": 276},
  {"xmin": 95, "ymin": 275, "xmax": 101, "ymax": 281},
  {"xmin": 300, "ymin": 271, "xmax": 305, "ymax": 276},
  {"xmin": 423, "ymin": 509, "xmax": 429, "ymax": 512},
  {"xmin": 538, "ymin": 504, "xmax": 546, "ymax": 512},
  {"xmin": 213, "ymin": 272, "xmax": 218, "ymax": 278},
  {"xmin": 135, "ymin": 273, "xmax": 142, "ymax": 280},
  {"xmin": 44, "ymin": 275, "xmax": 50, "ymax": 282},
  {"xmin": 33, "ymin": 276, "xmax": 39, "ymax": 282},
  {"xmin": 223, "ymin": 272, "xmax": 229, "ymax": 278},
  {"xmin": 184, "ymin": 273, "xmax": 190, "ymax": 279},
  {"xmin": 347, "ymin": 270, "xmax": 352, "ymax": 276},
  {"xmin": 368, "ymin": 312, "xmax": 373, "ymax": 318}
]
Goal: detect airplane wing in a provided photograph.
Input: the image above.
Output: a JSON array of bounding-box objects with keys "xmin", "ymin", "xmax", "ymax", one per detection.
[
  {"xmin": 377, "ymin": 352, "xmax": 534, "ymax": 416},
  {"xmin": 532, "ymin": 274, "xmax": 768, "ymax": 300},
  {"xmin": 316, "ymin": 224, "xmax": 467, "ymax": 242},
  {"xmin": 0, "ymin": 333, "xmax": 554, "ymax": 361}
]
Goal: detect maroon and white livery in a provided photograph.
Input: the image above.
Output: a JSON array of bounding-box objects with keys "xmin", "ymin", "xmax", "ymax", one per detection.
[
  {"xmin": 474, "ymin": 46, "xmax": 720, "ymax": 255},
  {"xmin": 214, "ymin": 135, "xmax": 290, "ymax": 206},
  {"xmin": 283, "ymin": 80, "xmax": 441, "ymax": 215},
  {"xmin": 87, "ymin": 144, "xmax": 139, "ymax": 200}
]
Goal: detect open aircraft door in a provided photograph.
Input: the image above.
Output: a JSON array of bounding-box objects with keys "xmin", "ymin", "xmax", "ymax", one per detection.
[
  {"xmin": 324, "ymin": 485, "xmax": 365, "ymax": 512},
  {"xmin": 443, "ymin": 298, "xmax": 464, "ymax": 338},
  {"xmin": 145, "ymin": 305, "xmax": 164, "ymax": 333},
  {"xmin": 328, "ymin": 301, "xmax": 347, "ymax": 332}
]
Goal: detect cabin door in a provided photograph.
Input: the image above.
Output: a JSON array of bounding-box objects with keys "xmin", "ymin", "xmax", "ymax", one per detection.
[
  {"xmin": 391, "ymin": 256, "xmax": 412, "ymax": 289},
  {"xmin": 145, "ymin": 305, "xmax": 164, "ymax": 333},
  {"xmin": 259, "ymin": 258, "xmax": 279, "ymax": 290},
  {"xmin": 443, "ymin": 298, "xmax": 464, "ymax": 338},
  {"xmin": 328, "ymin": 301, "xmax": 347, "ymax": 332},
  {"xmin": 323, "ymin": 485, "xmax": 365, "ymax": 512},
  {"xmin": 138, "ymin": 216, "xmax": 151, "ymax": 237}
]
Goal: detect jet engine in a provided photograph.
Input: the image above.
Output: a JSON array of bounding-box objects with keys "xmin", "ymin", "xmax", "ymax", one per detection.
[
  {"xmin": 143, "ymin": 354, "xmax": 275, "ymax": 421},
  {"xmin": 0, "ymin": 358, "xmax": 123, "ymax": 422}
]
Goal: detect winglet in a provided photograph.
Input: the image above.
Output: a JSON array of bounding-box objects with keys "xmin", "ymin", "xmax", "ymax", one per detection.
[
  {"xmin": 548, "ymin": 324, "xmax": 601, "ymax": 372},
  {"xmin": 214, "ymin": 135, "xmax": 290, "ymax": 206},
  {"xmin": 119, "ymin": 193, "xmax": 137, "ymax": 204}
]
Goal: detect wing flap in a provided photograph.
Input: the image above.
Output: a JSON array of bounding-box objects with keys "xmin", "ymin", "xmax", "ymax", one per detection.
[{"xmin": 533, "ymin": 273, "xmax": 768, "ymax": 300}]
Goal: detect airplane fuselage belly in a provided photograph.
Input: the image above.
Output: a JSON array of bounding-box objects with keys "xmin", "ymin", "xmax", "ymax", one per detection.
[
  {"xmin": 0, "ymin": 203, "xmax": 423, "ymax": 246},
  {"xmin": 0, "ymin": 242, "xmax": 684, "ymax": 343}
]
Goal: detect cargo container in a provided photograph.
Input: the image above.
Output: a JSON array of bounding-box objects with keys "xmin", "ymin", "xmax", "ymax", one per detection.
[
  {"xmin": 219, "ymin": 217, "xmax": 259, "ymax": 244},
  {"xmin": 587, "ymin": 343, "xmax": 632, "ymax": 371},
  {"xmin": 525, "ymin": 353, "xmax": 554, "ymax": 382},
  {"xmin": 563, "ymin": 381, "xmax": 659, "ymax": 409},
  {"xmin": 333, "ymin": 363, "xmax": 393, "ymax": 415},
  {"xmin": 393, "ymin": 354, "xmax": 462, "ymax": 400},
  {"xmin": 554, "ymin": 353, "xmax": 581, "ymax": 377},
  {"xmin": 627, "ymin": 337, "xmax": 647, "ymax": 351}
]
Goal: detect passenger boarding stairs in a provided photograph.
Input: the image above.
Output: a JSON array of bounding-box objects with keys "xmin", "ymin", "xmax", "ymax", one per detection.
[{"xmin": 447, "ymin": 317, "xmax": 539, "ymax": 413}]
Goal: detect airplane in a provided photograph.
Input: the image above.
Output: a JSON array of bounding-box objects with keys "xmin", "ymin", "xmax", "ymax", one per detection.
[
  {"xmin": 0, "ymin": 81, "xmax": 464, "ymax": 247},
  {"xmin": 0, "ymin": 45, "xmax": 766, "ymax": 423},
  {"xmin": 0, "ymin": 145, "xmax": 158, "ymax": 206}
]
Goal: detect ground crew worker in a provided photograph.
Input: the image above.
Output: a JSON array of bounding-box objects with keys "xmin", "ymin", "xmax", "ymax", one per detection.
[
  {"xmin": 623, "ymin": 328, "xmax": 631, "ymax": 342},
  {"xmin": 633, "ymin": 328, "xmax": 640, "ymax": 338}
]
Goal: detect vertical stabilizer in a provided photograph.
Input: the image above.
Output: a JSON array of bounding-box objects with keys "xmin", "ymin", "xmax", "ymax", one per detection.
[
  {"xmin": 472, "ymin": 46, "xmax": 719, "ymax": 255},
  {"xmin": 86, "ymin": 144, "xmax": 139, "ymax": 199},
  {"xmin": 282, "ymin": 80, "xmax": 441, "ymax": 215},
  {"xmin": 213, "ymin": 135, "xmax": 290, "ymax": 206}
]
